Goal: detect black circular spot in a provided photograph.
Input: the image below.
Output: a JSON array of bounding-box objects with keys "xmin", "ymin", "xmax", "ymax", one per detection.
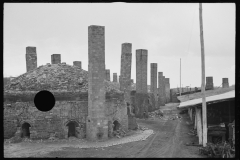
[{"xmin": 34, "ymin": 90, "xmax": 55, "ymax": 112}]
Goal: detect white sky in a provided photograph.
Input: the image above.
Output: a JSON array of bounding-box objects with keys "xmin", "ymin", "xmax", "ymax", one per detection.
[{"xmin": 4, "ymin": 3, "xmax": 235, "ymax": 88}]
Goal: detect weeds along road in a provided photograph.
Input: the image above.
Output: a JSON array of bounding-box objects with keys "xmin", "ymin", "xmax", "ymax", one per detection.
[{"xmin": 4, "ymin": 103, "xmax": 204, "ymax": 158}]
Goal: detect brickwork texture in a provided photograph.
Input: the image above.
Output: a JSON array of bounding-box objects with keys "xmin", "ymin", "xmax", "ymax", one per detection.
[
  {"xmin": 164, "ymin": 78, "xmax": 170, "ymax": 103},
  {"xmin": 51, "ymin": 54, "xmax": 61, "ymax": 64},
  {"xmin": 113, "ymin": 73, "xmax": 118, "ymax": 82},
  {"xmin": 150, "ymin": 63, "xmax": 158, "ymax": 110},
  {"xmin": 158, "ymin": 72, "xmax": 165, "ymax": 107},
  {"xmin": 222, "ymin": 78, "xmax": 229, "ymax": 88},
  {"xmin": 26, "ymin": 47, "xmax": 37, "ymax": 72},
  {"xmin": 87, "ymin": 25, "xmax": 108, "ymax": 141},
  {"xmin": 73, "ymin": 61, "xmax": 82, "ymax": 69}
]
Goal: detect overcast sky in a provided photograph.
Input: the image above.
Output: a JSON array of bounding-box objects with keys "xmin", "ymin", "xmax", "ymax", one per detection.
[{"xmin": 4, "ymin": 3, "xmax": 235, "ymax": 88}]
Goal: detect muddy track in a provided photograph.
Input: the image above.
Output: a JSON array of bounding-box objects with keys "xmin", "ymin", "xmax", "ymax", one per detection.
[
  {"xmin": 138, "ymin": 118, "xmax": 181, "ymax": 158},
  {"xmin": 135, "ymin": 131, "xmax": 159, "ymax": 157}
]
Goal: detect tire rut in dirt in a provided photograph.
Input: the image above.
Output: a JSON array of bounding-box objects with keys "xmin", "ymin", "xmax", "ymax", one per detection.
[
  {"xmin": 134, "ymin": 132, "xmax": 159, "ymax": 157},
  {"xmin": 144, "ymin": 119, "xmax": 180, "ymax": 157}
]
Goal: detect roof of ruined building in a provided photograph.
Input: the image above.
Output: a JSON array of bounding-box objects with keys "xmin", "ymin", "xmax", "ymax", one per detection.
[{"xmin": 4, "ymin": 63, "xmax": 122, "ymax": 94}]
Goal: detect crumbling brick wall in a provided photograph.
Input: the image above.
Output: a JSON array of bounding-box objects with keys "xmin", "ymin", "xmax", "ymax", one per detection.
[
  {"xmin": 134, "ymin": 93, "xmax": 149, "ymax": 118},
  {"xmin": 4, "ymin": 91, "xmax": 127, "ymax": 140},
  {"xmin": 4, "ymin": 98, "xmax": 88, "ymax": 140}
]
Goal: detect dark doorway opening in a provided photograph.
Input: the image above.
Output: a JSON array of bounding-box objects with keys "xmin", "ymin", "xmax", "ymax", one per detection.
[
  {"xmin": 113, "ymin": 120, "xmax": 121, "ymax": 131},
  {"xmin": 21, "ymin": 122, "xmax": 31, "ymax": 138},
  {"xmin": 67, "ymin": 121, "xmax": 79, "ymax": 138}
]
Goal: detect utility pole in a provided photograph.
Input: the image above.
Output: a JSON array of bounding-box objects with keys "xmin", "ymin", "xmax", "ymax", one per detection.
[
  {"xmin": 199, "ymin": 3, "xmax": 207, "ymax": 147},
  {"xmin": 180, "ymin": 58, "xmax": 181, "ymax": 96}
]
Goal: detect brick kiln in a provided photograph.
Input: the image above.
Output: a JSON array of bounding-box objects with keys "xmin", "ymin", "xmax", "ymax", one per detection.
[{"xmin": 4, "ymin": 63, "xmax": 128, "ymax": 140}]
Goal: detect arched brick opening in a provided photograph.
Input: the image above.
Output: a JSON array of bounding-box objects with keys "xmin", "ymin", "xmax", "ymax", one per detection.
[
  {"xmin": 66, "ymin": 121, "xmax": 79, "ymax": 138},
  {"xmin": 113, "ymin": 120, "xmax": 121, "ymax": 131},
  {"xmin": 21, "ymin": 122, "xmax": 31, "ymax": 138}
]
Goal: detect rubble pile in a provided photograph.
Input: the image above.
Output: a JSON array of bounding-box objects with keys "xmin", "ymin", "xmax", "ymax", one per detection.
[
  {"xmin": 168, "ymin": 114, "xmax": 182, "ymax": 120},
  {"xmin": 23, "ymin": 138, "xmax": 32, "ymax": 142},
  {"xmin": 48, "ymin": 133, "xmax": 59, "ymax": 141},
  {"xmin": 199, "ymin": 142, "xmax": 235, "ymax": 158},
  {"xmin": 4, "ymin": 63, "xmax": 122, "ymax": 93},
  {"xmin": 137, "ymin": 125, "xmax": 148, "ymax": 131},
  {"xmin": 112, "ymin": 128, "xmax": 127, "ymax": 138},
  {"xmin": 187, "ymin": 129, "xmax": 197, "ymax": 136},
  {"xmin": 148, "ymin": 109, "xmax": 164, "ymax": 119}
]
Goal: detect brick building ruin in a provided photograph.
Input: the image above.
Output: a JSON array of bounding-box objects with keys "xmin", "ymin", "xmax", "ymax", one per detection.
[
  {"xmin": 4, "ymin": 25, "xmax": 174, "ymax": 141},
  {"xmin": 4, "ymin": 25, "xmax": 128, "ymax": 141}
]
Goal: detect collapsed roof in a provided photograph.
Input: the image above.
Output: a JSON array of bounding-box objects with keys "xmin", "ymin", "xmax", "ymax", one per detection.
[{"xmin": 4, "ymin": 63, "xmax": 122, "ymax": 94}]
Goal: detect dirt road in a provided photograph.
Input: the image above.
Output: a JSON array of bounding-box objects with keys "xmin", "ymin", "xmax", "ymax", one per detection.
[{"xmin": 4, "ymin": 103, "xmax": 205, "ymax": 158}]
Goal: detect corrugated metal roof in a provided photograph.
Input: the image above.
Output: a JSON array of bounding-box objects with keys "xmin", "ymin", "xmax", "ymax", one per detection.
[{"xmin": 178, "ymin": 90, "xmax": 235, "ymax": 109}]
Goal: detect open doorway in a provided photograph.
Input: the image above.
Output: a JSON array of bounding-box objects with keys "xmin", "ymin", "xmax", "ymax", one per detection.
[
  {"xmin": 66, "ymin": 121, "xmax": 79, "ymax": 138},
  {"xmin": 21, "ymin": 122, "xmax": 31, "ymax": 138},
  {"xmin": 113, "ymin": 120, "xmax": 121, "ymax": 131}
]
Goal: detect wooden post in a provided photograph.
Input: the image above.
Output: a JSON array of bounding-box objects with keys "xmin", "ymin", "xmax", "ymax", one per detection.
[
  {"xmin": 196, "ymin": 107, "xmax": 203, "ymax": 144},
  {"xmin": 180, "ymin": 58, "xmax": 181, "ymax": 96},
  {"xmin": 190, "ymin": 108, "xmax": 193, "ymax": 122},
  {"xmin": 199, "ymin": 3, "xmax": 207, "ymax": 147},
  {"xmin": 228, "ymin": 101, "xmax": 231, "ymax": 123},
  {"xmin": 194, "ymin": 107, "xmax": 197, "ymax": 129}
]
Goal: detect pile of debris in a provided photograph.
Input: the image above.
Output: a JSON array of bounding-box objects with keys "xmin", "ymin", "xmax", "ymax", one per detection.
[
  {"xmin": 48, "ymin": 133, "xmax": 59, "ymax": 141},
  {"xmin": 168, "ymin": 114, "xmax": 182, "ymax": 120},
  {"xmin": 4, "ymin": 63, "xmax": 122, "ymax": 93},
  {"xmin": 112, "ymin": 128, "xmax": 127, "ymax": 138},
  {"xmin": 187, "ymin": 129, "xmax": 198, "ymax": 136},
  {"xmin": 22, "ymin": 138, "xmax": 32, "ymax": 142},
  {"xmin": 199, "ymin": 142, "xmax": 235, "ymax": 158},
  {"xmin": 137, "ymin": 125, "xmax": 148, "ymax": 131},
  {"xmin": 148, "ymin": 110, "xmax": 164, "ymax": 119}
]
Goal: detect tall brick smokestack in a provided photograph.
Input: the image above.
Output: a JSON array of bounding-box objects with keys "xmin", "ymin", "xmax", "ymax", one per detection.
[
  {"xmin": 26, "ymin": 46, "xmax": 37, "ymax": 72},
  {"xmin": 87, "ymin": 25, "xmax": 108, "ymax": 141}
]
